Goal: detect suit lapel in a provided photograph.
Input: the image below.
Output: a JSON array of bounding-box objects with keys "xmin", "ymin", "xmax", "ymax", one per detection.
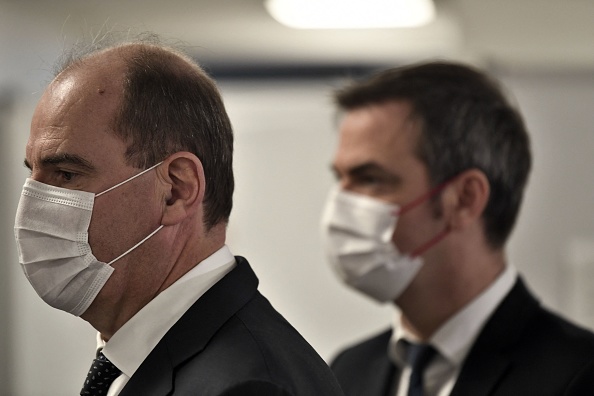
[
  {"xmin": 119, "ymin": 256, "xmax": 259, "ymax": 396},
  {"xmin": 119, "ymin": 342, "xmax": 175, "ymax": 396},
  {"xmin": 355, "ymin": 330, "xmax": 398, "ymax": 396},
  {"xmin": 450, "ymin": 278, "xmax": 540, "ymax": 396},
  {"xmin": 449, "ymin": 350, "xmax": 509, "ymax": 396},
  {"xmin": 369, "ymin": 332, "xmax": 398, "ymax": 396}
]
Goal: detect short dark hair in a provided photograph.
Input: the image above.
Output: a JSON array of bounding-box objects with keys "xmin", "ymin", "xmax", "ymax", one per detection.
[
  {"xmin": 335, "ymin": 61, "xmax": 531, "ymax": 249},
  {"xmin": 56, "ymin": 37, "xmax": 234, "ymax": 230}
]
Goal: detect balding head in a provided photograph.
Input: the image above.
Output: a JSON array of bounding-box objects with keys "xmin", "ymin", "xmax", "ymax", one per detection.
[{"xmin": 53, "ymin": 39, "xmax": 234, "ymax": 230}]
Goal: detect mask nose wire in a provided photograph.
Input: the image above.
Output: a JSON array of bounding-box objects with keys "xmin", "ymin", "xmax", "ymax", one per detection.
[{"xmin": 95, "ymin": 161, "xmax": 163, "ymax": 198}]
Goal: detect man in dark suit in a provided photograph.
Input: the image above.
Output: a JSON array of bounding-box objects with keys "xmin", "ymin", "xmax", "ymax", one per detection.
[
  {"xmin": 15, "ymin": 36, "xmax": 343, "ymax": 395},
  {"xmin": 321, "ymin": 62, "xmax": 594, "ymax": 395}
]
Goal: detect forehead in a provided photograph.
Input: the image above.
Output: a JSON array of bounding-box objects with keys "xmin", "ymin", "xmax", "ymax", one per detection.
[
  {"xmin": 334, "ymin": 100, "xmax": 423, "ymax": 170},
  {"xmin": 26, "ymin": 61, "xmax": 127, "ymax": 170}
]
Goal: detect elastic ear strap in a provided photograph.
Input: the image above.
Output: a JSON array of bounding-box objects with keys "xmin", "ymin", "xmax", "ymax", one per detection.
[
  {"xmin": 395, "ymin": 176, "xmax": 457, "ymax": 216},
  {"xmin": 96, "ymin": 161, "xmax": 163, "ymax": 198},
  {"xmin": 410, "ymin": 227, "xmax": 450, "ymax": 258},
  {"xmin": 107, "ymin": 225, "xmax": 164, "ymax": 265}
]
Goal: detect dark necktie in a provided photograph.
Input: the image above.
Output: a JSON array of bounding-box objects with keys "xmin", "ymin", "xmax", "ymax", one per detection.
[
  {"xmin": 80, "ymin": 351, "xmax": 122, "ymax": 396},
  {"xmin": 407, "ymin": 343, "xmax": 437, "ymax": 396}
]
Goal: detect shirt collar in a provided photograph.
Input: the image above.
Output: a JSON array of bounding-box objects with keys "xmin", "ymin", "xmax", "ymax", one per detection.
[
  {"xmin": 99, "ymin": 245, "xmax": 236, "ymax": 377},
  {"xmin": 390, "ymin": 264, "xmax": 517, "ymax": 367}
]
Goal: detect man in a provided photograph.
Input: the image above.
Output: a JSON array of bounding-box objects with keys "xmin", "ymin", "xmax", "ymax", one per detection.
[
  {"xmin": 14, "ymin": 38, "xmax": 343, "ymax": 395},
  {"xmin": 321, "ymin": 61, "xmax": 594, "ymax": 395}
]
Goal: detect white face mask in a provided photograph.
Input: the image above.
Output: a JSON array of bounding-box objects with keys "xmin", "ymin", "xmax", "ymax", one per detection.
[
  {"xmin": 321, "ymin": 187, "xmax": 425, "ymax": 303},
  {"xmin": 14, "ymin": 162, "xmax": 163, "ymax": 316}
]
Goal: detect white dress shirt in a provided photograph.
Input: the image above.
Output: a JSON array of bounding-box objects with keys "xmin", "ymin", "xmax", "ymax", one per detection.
[
  {"xmin": 95, "ymin": 245, "xmax": 236, "ymax": 396},
  {"xmin": 389, "ymin": 264, "xmax": 517, "ymax": 396}
]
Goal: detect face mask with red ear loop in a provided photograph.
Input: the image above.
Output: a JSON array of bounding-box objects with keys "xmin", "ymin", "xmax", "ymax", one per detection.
[{"xmin": 321, "ymin": 181, "xmax": 451, "ymax": 302}]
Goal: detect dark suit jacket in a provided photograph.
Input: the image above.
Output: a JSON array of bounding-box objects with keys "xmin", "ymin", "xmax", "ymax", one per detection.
[
  {"xmin": 119, "ymin": 256, "xmax": 343, "ymax": 396},
  {"xmin": 330, "ymin": 278, "xmax": 594, "ymax": 395}
]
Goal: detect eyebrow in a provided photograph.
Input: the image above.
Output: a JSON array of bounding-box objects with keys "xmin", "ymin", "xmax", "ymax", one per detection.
[
  {"xmin": 333, "ymin": 162, "xmax": 399, "ymax": 180},
  {"xmin": 23, "ymin": 153, "xmax": 95, "ymax": 172}
]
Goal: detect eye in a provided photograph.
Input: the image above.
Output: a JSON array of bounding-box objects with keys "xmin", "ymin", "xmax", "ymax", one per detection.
[
  {"xmin": 59, "ymin": 170, "xmax": 76, "ymax": 181},
  {"xmin": 354, "ymin": 173, "xmax": 383, "ymax": 186}
]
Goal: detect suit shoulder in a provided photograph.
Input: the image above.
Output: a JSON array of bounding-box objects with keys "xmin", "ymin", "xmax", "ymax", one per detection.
[
  {"xmin": 527, "ymin": 305, "xmax": 594, "ymax": 357},
  {"xmin": 190, "ymin": 291, "xmax": 343, "ymax": 395},
  {"xmin": 330, "ymin": 328, "xmax": 393, "ymax": 368},
  {"xmin": 330, "ymin": 329, "xmax": 395, "ymax": 396},
  {"xmin": 219, "ymin": 380, "xmax": 294, "ymax": 396}
]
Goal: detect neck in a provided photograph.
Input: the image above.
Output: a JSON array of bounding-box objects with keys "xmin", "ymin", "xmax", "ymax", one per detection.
[
  {"xmin": 157, "ymin": 222, "xmax": 227, "ymax": 294},
  {"xmin": 396, "ymin": 246, "xmax": 506, "ymax": 341},
  {"xmin": 83, "ymin": 222, "xmax": 228, "ymax": 340}
]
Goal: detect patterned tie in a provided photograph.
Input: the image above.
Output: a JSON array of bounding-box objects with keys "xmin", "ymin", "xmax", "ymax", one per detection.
[
  {"xmin": 407, "ymin": 343, "xmax": 437, "ymax": 396},
  {"xmin": 80, "ymin": 351, "xmax": 121, "ymax": 396}
]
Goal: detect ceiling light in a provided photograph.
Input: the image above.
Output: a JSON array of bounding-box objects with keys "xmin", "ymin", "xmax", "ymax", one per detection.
[{"xmin": 265, "ymin": 0, "xmax": 436, "ymax": 29}]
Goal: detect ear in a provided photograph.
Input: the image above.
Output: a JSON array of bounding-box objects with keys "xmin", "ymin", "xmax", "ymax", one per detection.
[
  {"xmin": 441, "ymin": 169, "xmax": 490, "ymax": 231},
  {"xmin": 158, "ymin": 152, "xmax": 205, "ymax": 226}
]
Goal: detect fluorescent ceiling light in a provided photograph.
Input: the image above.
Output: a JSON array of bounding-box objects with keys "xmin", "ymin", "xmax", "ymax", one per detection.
[{"xmin": 265, "ymin": 0, "xmax": 436, "ymax": 29}]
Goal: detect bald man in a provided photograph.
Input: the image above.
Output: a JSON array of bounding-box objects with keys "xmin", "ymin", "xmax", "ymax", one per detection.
[{"xmin": 15, "ymin": 38, "xmax": 343, "ymax": 396}]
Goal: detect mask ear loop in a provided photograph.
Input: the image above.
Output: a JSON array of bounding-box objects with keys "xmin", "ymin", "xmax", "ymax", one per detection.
[
  {"xmin": 107, "ymin": 225, "xmax": 164, "ymax": 265},
  {"xmin": 392, "ymin": 175, "xmax": 459, "ymax": 258},
  {"xmin": 395, "ymin": 177, "xmax": 454, "ymax": 216},
  {"xmin": 410, "ymin": 227, "xmax": 451, "ymax": 258},
  {"xmin": 96, "ymin": 161, "xmax": 163, "ymax": 198},
  {"xmin": 96, "ymin": 161, "xmax": 165, "ymax": 265}
]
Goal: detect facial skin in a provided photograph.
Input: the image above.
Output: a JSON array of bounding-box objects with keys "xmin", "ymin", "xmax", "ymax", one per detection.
[
  {"xmin": 332, "ymin": 100, "xmax": 503, "ymax": 339},
  {"xmin": 25, "ymin": 49, "xmax": 223, "ymax": 339},
  {"xmin": 332, "ymin": 100, "xmax": 446, "ymax": 261}
]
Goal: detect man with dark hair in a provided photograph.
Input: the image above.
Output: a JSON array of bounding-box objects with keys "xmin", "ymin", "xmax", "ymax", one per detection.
[
  {"xmin": 15, "ymin": 38, "xmax": 343, "ymax": 395},
  {"xmin": 321, "ymin": 61, "xmax": 594, "ymax": 395}
]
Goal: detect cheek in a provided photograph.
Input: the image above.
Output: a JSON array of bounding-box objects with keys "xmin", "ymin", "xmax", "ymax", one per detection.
[
  {"xmin": 88, "ymin": 201, "xmax": 130, "ymax": 263},
  {"xmin": 392, "ymin": 215, "xmax": 418, "ymax": 253},
  {"xmin": 88, "ymin": 190, "xmax": 161, "ymax": 262},
  {"xmin": 392, "ymin": 208, "xmax": 444, "ymax": 253}
]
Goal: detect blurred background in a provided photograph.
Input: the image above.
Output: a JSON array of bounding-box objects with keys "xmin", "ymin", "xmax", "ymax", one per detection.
[{"xmin": 1, "ymin": 0, "xmax": 593, "ymax": 394}]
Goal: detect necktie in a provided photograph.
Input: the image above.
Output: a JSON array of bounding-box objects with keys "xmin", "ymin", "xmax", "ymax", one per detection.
[
  {"xmin": 80, "ymin": 351, "xmax": 121, "ymax": 396},
  {"xmin": 407, "ymin": 343, "xmax": 436, "ymax": 396}
]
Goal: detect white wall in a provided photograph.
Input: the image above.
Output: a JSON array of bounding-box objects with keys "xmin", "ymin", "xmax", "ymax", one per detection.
[
  {"xmin": 3, "ymin": 92, "xmax": 100, "ymax": 396},
  {"xmin": 501, "ymin": 70, "xmax": 594, "ymax": 324},
  {"xmin": 2, "ymin": 70, "xmax": 594, "ymax": 395},
  {"xmin": 0, "ymin": 88, "xmax": 16, "ymax": 396},
  {"xmin": 220, "ymin": 79, "xmax": 394, "ymax": 360}
]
